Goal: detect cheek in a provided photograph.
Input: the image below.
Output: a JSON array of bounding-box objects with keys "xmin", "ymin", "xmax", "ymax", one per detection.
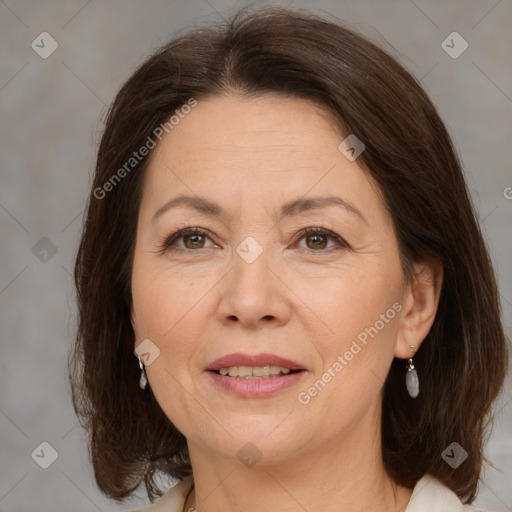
[
  {"xmin": 132, "ymin": 263, "xmax": 199, "ymax": 330},
  {"xmin": 293, "ymin": 263, "xmax": 401, "ymax": 345},
  {"xmin": 292, "ymin": 260, "xmax": 403, "ymax": 409},
  {"xmin": 131, "ymin": 265, "xmax": 214, "ymax": 429},
  {"xmin": 296, "ymin": 273, "xmax": 400, "ymax": 422},
  {"xmin": 131, "ymin": 263, "xmax": 215, "ymax": 359}
]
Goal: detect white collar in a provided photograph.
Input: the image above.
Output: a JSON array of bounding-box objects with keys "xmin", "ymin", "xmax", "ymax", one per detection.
[{"xmin": 405, "ymin": 473, "xmax": 465, "ymax": 511}]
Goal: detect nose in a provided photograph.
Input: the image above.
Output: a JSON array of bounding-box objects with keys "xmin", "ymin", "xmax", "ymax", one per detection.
[{"xmin": 216, "ymin": 243, "xmax": 292, "ymax": 329}]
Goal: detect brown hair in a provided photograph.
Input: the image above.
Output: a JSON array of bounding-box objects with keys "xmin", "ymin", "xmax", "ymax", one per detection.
[{"xmin": 69, "ymin": 6, "xmax": 508, "ymax": 504}]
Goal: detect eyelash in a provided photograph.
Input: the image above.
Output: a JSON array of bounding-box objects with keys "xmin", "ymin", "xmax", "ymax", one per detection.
[{"xmin": 157, "ymin": 227, "xmax": 349, "ymax": 254}]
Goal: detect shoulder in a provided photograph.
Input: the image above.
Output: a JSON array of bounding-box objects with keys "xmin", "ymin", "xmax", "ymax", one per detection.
[
  {"xmin": 128, "ymin": 476, "xmax": 194, "ymax": 512},
  {"xmin": 406, "ymin": 474, "xmax": 495, "ymax": 512}
]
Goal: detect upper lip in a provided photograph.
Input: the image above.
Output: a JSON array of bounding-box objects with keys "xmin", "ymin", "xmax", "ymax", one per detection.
[{"xmin": 206, "ymin": 353, "xmax": 305, "ymax": 371}]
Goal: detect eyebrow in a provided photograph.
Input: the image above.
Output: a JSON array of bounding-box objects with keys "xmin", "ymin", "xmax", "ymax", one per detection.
[{"xmin": 152, "ymin": 194, "xmax": 367, "ymax": 224}]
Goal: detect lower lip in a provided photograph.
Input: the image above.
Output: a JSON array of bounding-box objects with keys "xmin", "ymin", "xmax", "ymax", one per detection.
[{"xmin": 207, "ymin": 370, "xmax": 306, "ymax": 398}]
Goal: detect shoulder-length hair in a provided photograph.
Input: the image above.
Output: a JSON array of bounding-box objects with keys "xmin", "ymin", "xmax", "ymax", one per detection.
[{"xmin": 69, "ymin": 6, "xmax": 508, "ymax": 504}]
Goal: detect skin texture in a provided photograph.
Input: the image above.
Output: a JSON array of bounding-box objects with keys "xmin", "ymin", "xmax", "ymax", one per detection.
[{"xmin": 130, "ymin": 94, "xmax": 443, "ymax": 512}]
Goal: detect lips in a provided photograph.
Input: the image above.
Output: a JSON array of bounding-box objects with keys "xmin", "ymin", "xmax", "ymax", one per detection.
[
  {"xmin": 205, "ymin": 352, "xmax": 307, "ymax": 397},
  {"xmin": 206, "ymin": 352, "xmax": 305, "ymax": 372}
]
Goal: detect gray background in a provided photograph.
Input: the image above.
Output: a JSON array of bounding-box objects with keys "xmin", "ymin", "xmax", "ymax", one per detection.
[{"xmin": 1, "ymin": 1, "xmax": 511, "ymax": 511}]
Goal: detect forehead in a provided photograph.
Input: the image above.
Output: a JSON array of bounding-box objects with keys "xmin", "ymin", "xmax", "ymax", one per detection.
[
  {"xmin": 154, "ymin": 94, "xmax": 342, "ymax": 165},
  {"xmin": 140, "ymin": 94, "xmax": 381, "ymax": 221}
]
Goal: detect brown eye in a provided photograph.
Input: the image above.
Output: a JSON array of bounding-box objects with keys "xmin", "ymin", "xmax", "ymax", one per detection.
[
  {"xmin": 295, "ymin": 227, "xmax": 348, "ymax": 252},
  {"xmin": 183, "ymin": 233, "xmax": 206, "ymax": 249},
  {"xmin": 159, "ymin": 228, "xmax": 215, "ymax": 252},
  {"xmin": 305, "ymin": 233, "xmax": 328, "ymax": 250}
]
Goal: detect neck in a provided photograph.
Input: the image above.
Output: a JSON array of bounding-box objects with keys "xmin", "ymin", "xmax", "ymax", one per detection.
[{"xmin": 184, "ymin": 402, "xmax": 413, "ymax": 512}]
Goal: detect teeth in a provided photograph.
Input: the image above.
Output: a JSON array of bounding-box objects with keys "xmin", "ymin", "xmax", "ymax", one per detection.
[
  {"xmin": 217, "ymin": 365, "xmax": 293, "ymax": 378},
  {"xmin": 253, "ymin": 365, "xmax": 271, "ymax": 377},
  {"xmin": 237, "ymin": 365, "xmax": 253, "ymax": 378}
]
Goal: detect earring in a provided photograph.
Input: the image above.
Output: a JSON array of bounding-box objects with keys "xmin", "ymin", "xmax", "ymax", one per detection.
[
  {"xmin": 405, "ymin": 345, "xmax": 419, "ymax": 398},
  {"xmin": 138, "ymin": 357, "xmax": 148, "ymax": 390}
]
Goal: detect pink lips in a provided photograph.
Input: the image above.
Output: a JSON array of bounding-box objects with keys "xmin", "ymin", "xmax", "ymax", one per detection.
[{"xmin": 205, "ymin": 352, "xmax": 307, "ymax": 398}]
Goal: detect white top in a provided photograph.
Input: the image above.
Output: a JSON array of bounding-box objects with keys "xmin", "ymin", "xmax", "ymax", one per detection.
[{"xmin": 130, "ymin": 473, "xmax": 492, "ymax": 512}]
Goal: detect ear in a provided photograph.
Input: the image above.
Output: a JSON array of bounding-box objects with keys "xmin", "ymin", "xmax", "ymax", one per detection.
[{"xmin": 394, "ymin": 259, "xmax": 443, "ymax": 359}]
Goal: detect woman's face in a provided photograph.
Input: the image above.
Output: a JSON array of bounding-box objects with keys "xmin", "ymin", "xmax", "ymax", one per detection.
[{"xmin": 131, "ymin": 94, "xmax": 414, "ymax": 465}]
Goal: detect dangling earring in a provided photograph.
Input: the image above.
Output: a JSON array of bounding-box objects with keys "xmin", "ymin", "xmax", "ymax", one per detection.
[
  {"xmin": 138, "ymin": 357, "xmax": 148, "ymax": 390},
  {"xmin": 405, "ymin": 345, "xmax": 419, "ymax": 398}
]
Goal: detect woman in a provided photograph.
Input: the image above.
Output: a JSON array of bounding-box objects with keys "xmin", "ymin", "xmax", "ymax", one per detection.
[{"xmin": 69, "ymin": 7, "xmax": 508, "ymax": 511}]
